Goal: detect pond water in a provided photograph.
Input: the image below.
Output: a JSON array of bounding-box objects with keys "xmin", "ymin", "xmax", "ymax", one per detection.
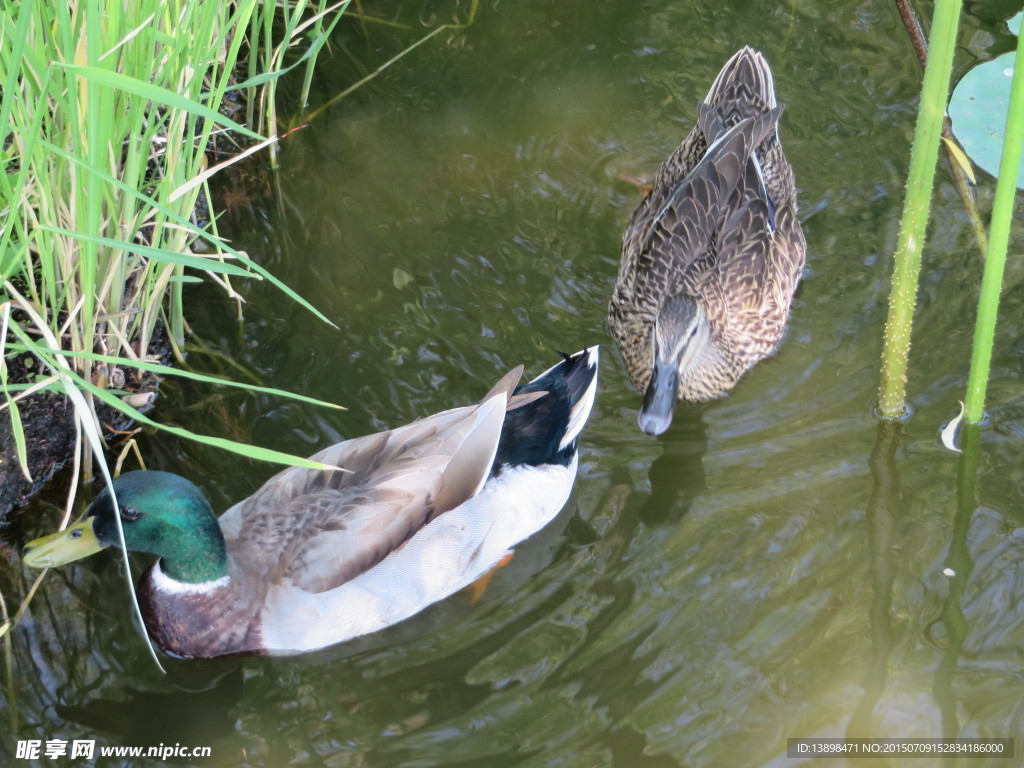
[{"xmin": 5, "ymin": 0, "xmax": 1024, "ymax": 765}]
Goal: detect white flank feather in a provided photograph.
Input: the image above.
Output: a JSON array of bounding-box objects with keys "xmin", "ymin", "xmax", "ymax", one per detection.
[{"xmin": 258, "ymin": 457, "xmax": 578, "ymax": 653}]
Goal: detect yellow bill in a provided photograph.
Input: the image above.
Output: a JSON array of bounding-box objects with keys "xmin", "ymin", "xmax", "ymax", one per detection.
[{"xmin": 22, "ymin": 518, "xmax": 106, "ymax": 568}]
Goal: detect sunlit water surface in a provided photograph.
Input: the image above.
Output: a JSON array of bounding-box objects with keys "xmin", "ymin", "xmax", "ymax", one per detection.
[{"xmin": 5, "ymin": 0, "xmax": 1024, "ymax": 766}]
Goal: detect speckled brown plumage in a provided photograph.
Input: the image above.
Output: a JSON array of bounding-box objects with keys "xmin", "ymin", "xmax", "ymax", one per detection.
[{"xmin": 609, "ymin": 47, "xmax": 806, "ymax": 402}]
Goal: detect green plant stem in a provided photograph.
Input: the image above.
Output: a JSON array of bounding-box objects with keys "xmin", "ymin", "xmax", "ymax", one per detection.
[
  {"xmin": 878, "ymin": 0, "xmax": 964, "ymax": 418},
  {"xmin": 963, "ymin": 28, "xmax": 1024, "ymax": 424},
  {"xmin": 0, "ymin": 583, "xmax": 15, "ymax": 733},
  {"xmin": 893, "ymin": 0, "xmax": 989, "ymax": 258}
]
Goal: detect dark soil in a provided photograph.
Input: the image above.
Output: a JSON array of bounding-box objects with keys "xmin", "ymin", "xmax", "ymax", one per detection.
[
  {"xmin": 0, "ymin": 355, "xmax": 77, "ymax": 517},
  {"xmin": 0, "ymin": 329, "xmax": 168, "ymax": 524}
]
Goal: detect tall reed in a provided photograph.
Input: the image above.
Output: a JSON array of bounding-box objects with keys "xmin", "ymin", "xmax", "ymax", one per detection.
[
  {"xmin": 0, "ymin": 0, "xmax": 352, "ymax": 677},
  {"xmin": 0, "ymin": 0, "xmax": 348, "ymax": 483},
  {"xmin": 962, "ymin": 25, "xmax": 1024, "ymax": 424},
  {"xmin": 877, "ymin": 0, "xmax": 963, "ymax": 418}
]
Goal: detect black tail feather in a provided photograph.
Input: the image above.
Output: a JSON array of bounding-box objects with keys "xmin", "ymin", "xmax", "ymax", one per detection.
[{"xmin": 492, "ymin": 347, "xmax": 598, "ymax": 472}]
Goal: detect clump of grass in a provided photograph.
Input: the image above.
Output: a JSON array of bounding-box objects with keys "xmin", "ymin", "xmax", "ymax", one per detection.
[
  {"xmin": 0, "ymin": 0, "xmax": 349, "ymax": 486},
  {"xmin": 0, "ymin": 0, "xmax": 488, "ymax": 684},
  {"xmin": 245, "ymin": 0, "xmax": 351, "ymax": 166},
  {"xmin": 0, "ymin": 0, "xmax": 349, "ymax": 671}
]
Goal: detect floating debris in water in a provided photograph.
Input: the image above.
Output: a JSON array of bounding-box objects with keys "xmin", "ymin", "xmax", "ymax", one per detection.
[
  {"xmin": 940, "ymin": 401, "xmax": 965, "ymax": 453},
  {"xmin": 122, "ymin": 392, "xmax": 157, "ymax": 409}
]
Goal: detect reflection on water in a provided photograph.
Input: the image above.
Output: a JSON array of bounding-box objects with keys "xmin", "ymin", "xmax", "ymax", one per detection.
[
  {"xmin": 55, "ymin": 667, "xmax": 243, "ymax": 749},
  {"xmin": 4, "ymin": 0, "xmax": 1024, "ymax": 765},
  {"xmin": 638, "ymin": 414, "xmax": 707, "ymax": 527}
]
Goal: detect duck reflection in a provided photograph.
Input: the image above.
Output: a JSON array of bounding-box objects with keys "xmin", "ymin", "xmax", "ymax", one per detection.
[
  {"xmin": 638, "ymin": 407, "xmax": 707, "ymax": 527},
  {"xmin": 54, "ymin": 665, "xmax": 242, "ymax": 751}
]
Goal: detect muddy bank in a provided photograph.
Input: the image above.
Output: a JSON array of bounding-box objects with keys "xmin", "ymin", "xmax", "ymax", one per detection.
[
  {"xmin": 0, "ymin": 334, "xmax": 165, "ymax": 524},
  {"xmin": 0, "ymin": 354, "xmax": 77, "ymax": 517}
]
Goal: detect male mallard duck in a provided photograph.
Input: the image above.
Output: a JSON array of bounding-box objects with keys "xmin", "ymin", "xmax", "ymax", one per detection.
[
  {"xmin": 608, "ymin": 47, "xmax": 806, "ymax": 435},
  {"xmin": 23, "ymin": 348, "xmax": 599, "ymax": 658}
]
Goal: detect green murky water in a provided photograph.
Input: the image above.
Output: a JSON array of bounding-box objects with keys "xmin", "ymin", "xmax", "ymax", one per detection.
[{"xmin": 5, "ymin": 0, "xmax": 1024, "ymax": 765}]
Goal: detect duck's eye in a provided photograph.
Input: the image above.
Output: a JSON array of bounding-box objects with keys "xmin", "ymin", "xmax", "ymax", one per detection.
[{"xmin": 120, "ymin": 506, "xmax": 142, "ymax": 522}]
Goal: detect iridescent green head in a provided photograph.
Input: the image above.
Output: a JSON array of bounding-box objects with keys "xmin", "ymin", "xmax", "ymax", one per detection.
[{"xmin": 23, "ymin": 470, "xmax": 228, "ymax": 584}]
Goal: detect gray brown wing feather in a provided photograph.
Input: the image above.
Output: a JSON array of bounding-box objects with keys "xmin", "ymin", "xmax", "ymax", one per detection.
[
  {"xmin": 768, "ymin": 204, "xmax": 807, "ymax": 305},
  {"xmin": 610, "ymin": 48, "xmax": 805, "ymax": 398},
  {"xmin": 220, "ymin": 375, "xmax": 517, "ymax": 594},
  {"xmin": 631, "ymin": 112, "xmax": 778, "ymax": 299},
  {"xmin": 611, "ymin": 110, "xmax": 782, "ymax": 386}
]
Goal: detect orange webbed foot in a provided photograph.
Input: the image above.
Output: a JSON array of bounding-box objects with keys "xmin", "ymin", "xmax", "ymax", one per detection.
[{"xmin": 466, "ymin": 552, "xmax": 515, "ymax": 605}]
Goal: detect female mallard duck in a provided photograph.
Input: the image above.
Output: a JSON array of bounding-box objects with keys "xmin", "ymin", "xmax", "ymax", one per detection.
[
  {"xmin": 23, "ymin": 348, "xmax": 599, "ymax": 658},
  {"xmin": 609, "ymin": 47, "xmax": 806, "ymax": 435}
]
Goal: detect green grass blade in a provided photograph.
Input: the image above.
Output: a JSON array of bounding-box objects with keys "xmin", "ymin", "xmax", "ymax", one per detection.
[
  {"xmin": 226, "ymin": 250, "xmax": 337, "ymax": 327},
  {"xmin": 7, "ymin": 345, "xmax": 344, "ymax": 411},
  {"xmin": 0, "ymin": 0, "xmax": 36, "ymax": 143},
  {"xmin": 38, "ymin": 227, "xmax": 258, "ymax": 278},
  {"xmin": 3, "ymin": 387, "xmax": 30, "ymax": 481},
  {"xmin": 0, "ymin": 382, "xmax": 61, "ymax": 395},
  {"xmin": 0, "ymin": 306, "xmax": 31, "ymax": 481},
  {"xmin": 58, "ymin": 64, "xmax": 265, "ymax": 141},
  {"xmin": 963, "ymin": 28, "xmax": 1024, "ymax": 423},
  {"xmin": 68, "ymin": 370, "xmax": 346, "ymax": 472}
]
